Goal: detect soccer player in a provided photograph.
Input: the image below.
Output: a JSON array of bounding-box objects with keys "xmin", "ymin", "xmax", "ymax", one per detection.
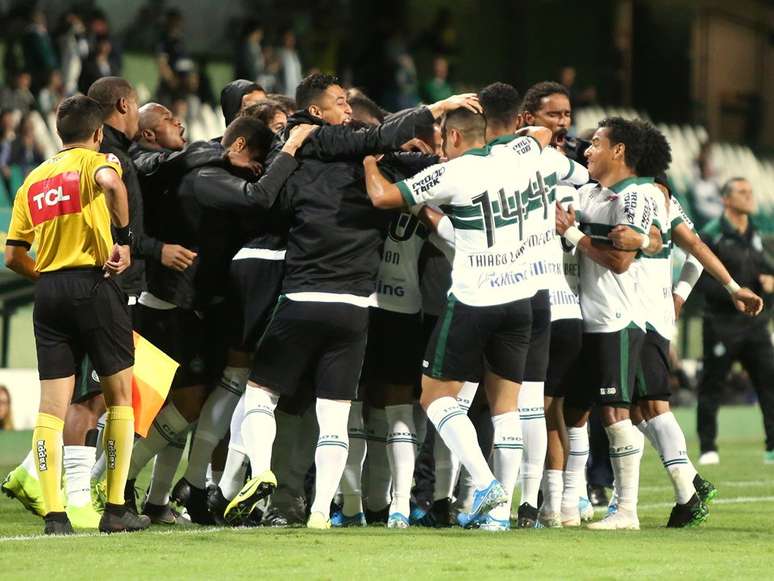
[
  {"xmin": 4, "ymin": 95, "xmax": 148, "ymax": 535},
  {"xmin": 226, "ymin": 73, "xmax": 480, "ymax": 529},
  {"xmin": 556, "ymin": 117, "xmax": 656, "ymax": 530},
  {"xmin": 363, "ymin": 107, "xmax": 555, "ymax": 530}
]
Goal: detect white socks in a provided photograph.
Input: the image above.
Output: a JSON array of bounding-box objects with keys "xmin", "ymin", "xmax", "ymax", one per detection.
[
  {"xmin": 21, "ymin": 450, "xmax": 39, "ymax": 481},
  {"xmin": 241, "ymin": 385, "xmax": 280, "ymax": 475},
  {"xmin": 518, "ymin": 381, "xmax": 546, "ymax": 508},
  {"xmin": 457, "ymin": 381, "xmax": 479, "ymax": 412},
  {"xmin": 63, "ymin": 445, "xmax": 95, "ymax": 507},
  {"xmin": 219, "ymin": 450, "xmax": 248, "ymax": 500},
  {"xmin": 364, "ymin": 407, "xmax": 391, "ymax": 511},
  {"xmin": 488, "ymin": 411, "xmax": 523, "ymax": 521},
  {"xmin": 426, "ymin": 397, "xmax": 494, "ymax": 490},
  {"xmin": 90, "ymin": 412, "xmax": 108, "ymax": 481},
  {"xmin": 385, "ymin": 403, "xmax": 418, "ymax": 517},
  {"xmin": 542, "ymin": 469, "xmax": 564, "ymax": 515},
  {"xmin": 146, "ymin": 433, "xmax": 187, "ymax": 505},
  {"xmin": 184, "ymin": 367, "xmax": 248, "ymax": 488},
  {"xmin": 432, "ymin": 429, "xmax": 460, "ymax": 501},
  {"xmin": 129, "ymin": 403, "xmax": 190, "ymax": 480},
  {"xmin": 605, "ymin": 419, "xmax": 641, "ymax": 514},
  {"xmin": 341, "ymin": 401, "xmax": 367, "ymax": 516},
  {"xmin": 562, "ymin": 426, "xmax": 589, "ymax": 517},
  {"xmin": 647, "ymin": 412, "xmax": 697, "ymax": 504},
  {"xmin": 309, "ymin": 398, "xmax": 351, "ymax": 516}
]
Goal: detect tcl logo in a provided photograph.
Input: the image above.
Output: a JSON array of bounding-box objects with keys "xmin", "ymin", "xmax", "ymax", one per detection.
[{"xmin": 27, "ymin": 171, "xmax": 82, "ymax": 225}]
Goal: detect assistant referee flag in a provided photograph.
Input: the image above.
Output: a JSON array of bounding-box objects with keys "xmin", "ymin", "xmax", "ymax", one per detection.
[{"xmin": 131, "ymin": 332, "xmax": 178, "ymax": 437}]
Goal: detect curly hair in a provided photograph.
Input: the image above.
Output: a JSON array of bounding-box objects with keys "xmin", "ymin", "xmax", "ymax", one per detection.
[
  {"xmin": 478, "ymin": 82, "xmax": 520, "ymax": 128},
  {"xmin": 520, "ymin": 81, "xmax": 569, "ymax": 115},
  {"xmin": 598, "ymin": 117, "xmax": 645, "ymax": 171},
  {"xmin": 632, "ymin": 120, "xmax": 672, "ymax": 178}
]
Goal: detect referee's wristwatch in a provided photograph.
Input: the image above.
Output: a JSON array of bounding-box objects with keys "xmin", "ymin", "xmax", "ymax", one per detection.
[{"xmin": 115, "ymin": 225, "xmax": 134, "ymax": 246}]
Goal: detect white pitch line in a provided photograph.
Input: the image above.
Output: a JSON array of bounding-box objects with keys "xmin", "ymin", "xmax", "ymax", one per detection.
[
  {"xmin": 639, "ymin": 480, "xmax": 774, "ymax": 492},
  {"xmin": 594, "ymin": 495, "xmax": 774, "ymax": 511}
]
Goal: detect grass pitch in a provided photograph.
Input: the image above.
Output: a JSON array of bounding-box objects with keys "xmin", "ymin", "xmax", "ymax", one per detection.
[{"xmin": 2, "ymin": 406, "xmax": 773, "ymax": 580}]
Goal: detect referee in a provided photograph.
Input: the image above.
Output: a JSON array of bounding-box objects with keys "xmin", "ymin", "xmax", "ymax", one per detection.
[
  {"xmin": 4, "ymin": 96, "xmax": 150, "ymax": 535},
  {"xmin": 695, "ymin": 177, "xmax": 774, "ymax": 465}
]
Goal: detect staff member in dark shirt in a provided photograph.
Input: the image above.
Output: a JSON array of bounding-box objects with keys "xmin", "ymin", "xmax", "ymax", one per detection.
[{"xmin": 695, "ymin": 177, "xmax": 774, "ymax": 465}]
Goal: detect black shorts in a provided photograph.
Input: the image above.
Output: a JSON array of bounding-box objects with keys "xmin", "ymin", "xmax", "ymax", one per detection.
[
  {"xmin": 136, "ymin": 303, "xmax": 228, "ymax": 390},
  {"xmin": 361, "ymin": 308, "xmax": 423, "ymax": 387},
  {"xmin": 523, "ymin": 289, "xmax": 552, "ymax": 382},
  {"xmin": 544, "ymin": 318, "xmax": 583, "ymax": 398},
  {"xmin": 634, "ymin": 330, "xmax": 671, "ymax": 402},
  {"xmin": 228, "ymin": 257, "xmax": 284, "ymax": 351},
  {"xmin": 34, "ymin": 269, "xmax": 133, "ymax": 381},
  {"xmin": 422, "ymin": 294, "xmax": 532, "ymax": 384},
  {"xmin": 250, "ymin": 297, "xmax": 369, "ymax": 400},
  {"xmin": 565, "ymin": 324, "xmax": 645, "ymax": 410}
]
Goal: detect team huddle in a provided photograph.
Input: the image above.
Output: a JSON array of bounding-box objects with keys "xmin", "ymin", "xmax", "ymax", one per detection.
[{"xmin": 2, "ymin": 72, "xmax": 765, "ymax": 535}]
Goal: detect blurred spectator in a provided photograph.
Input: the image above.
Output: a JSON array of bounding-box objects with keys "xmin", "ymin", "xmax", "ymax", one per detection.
[
  {"xmin": 385, "ymin": 33, "xmax": 419, "ymax": 110},
  {"xmin": 278, "ymin": 28, "xmax": 303, "ymax": 98},
  {"xmin": 691, "ymin": 141, "xmax": 724, "ymax": 228},
  {"xmin": 54, "ymin": 11, "xmax": 89, "ymax": 96},
  {"xmin": 235, "ymin": 19, "xmax": 266, "ymax": 85},
  {"xmin": 0, "ymin": 385, "xmax": 12, "ymax": 430},
  {"xmin": 0, "ymin": 71, "xmax": 35, "ymax": 115},
  {"xmin": 78, "ymin": 35, "xmax": 117, "ymax": 94},
  {"xmin": 559, "ymin": 65, "xmax": 597, "ymax": 107},
  {"xmin": 125, "ymin": 1, "xmax": 163, "ymax": 52},
  {"xmin": 21, "ymin": 7, "xmax": 58, "ymax": 92},
  {"xmin": 0, "ymin": 109, "xmax": 17, "ymax": 191},
  {"xmin": 156, "ymin": 9, "xmax": 192, "ymax": 102},
  {"xmin": 195, "ymin": 57, "xmax": 218, "ymax": 108},
  {"xmin": 86, "ymin": 9, "xmax": 122, "ymax": 73},
  {"xmin": 421, "ymin": 55, "xmax": 453, "ymax": 103},
  {"xmin": 38, "ymin": 70, "xmax": 65, "ymax": 116},
  {"xmin": 9, "ymin": 114, "xmax": 45, "ymax": 177}
]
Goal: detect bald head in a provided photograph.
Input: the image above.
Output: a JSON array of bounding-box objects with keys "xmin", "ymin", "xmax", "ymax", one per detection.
[{"xmin": 137, "ymin": 102, "xmax": 185, "ymax": 151}]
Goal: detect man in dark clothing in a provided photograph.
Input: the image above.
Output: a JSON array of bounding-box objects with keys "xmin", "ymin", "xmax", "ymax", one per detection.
[
  {"xmin": 220, "ymin": 79, "xmax": 266, "ymax": 126},
  {"xmin": 227, "ymin": 72, "xmax": 482, "ymax": 529},
  {"xmin": 694, "ymin": 177, "xmax": 774, "ymax": 464}
]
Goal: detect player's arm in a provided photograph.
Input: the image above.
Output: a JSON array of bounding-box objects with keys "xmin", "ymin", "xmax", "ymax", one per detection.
[
  {"xmin": 608, "ymin": 223, "xmax": 663, "ymax": 255},
  {"xmin": 556, "ymin": 204, "xmax": 636, "ymax": 274},
  {"xmin": 363, "ymin": 156, "xmax": 405, "ymax": 209},
  {"xmin": 95, "ymin": 166, "xmax": 131, "ymax": 276},
  {"xmin": 5, "ymin": 189, "xmax": 38, "ymax": 280},
  {"xmin": 672, "ymin": 221, "xmax": 762, "ymax": 317},
  {"xmin": 4, "ymin": 246, "xmax": 37, "ymax": 281}
]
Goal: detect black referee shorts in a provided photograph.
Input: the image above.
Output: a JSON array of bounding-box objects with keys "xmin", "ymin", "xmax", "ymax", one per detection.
[
  {"xmin": 34, "ymin": 268, "xmax": 133, "ymax": 381},
  {"xmin": 633, "ymin": 330, "xmax": 672, "ymax": 402},
  {"xmin": 250, "ymin": 297, "xmax": 369, "ymax": 400}
]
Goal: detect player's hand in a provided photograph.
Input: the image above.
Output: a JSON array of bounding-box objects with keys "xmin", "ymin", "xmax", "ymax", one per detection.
[
  {"xmin": 430, "ymin": 93, "xmax": 483, "ymax": 118},
  {"xmin": 104, "ymin": 244, "xmax": 130, "ymax": 277},
  {"xmin": 161, "ymin": 244, "xmax": 197, "ymax": 272},
  {"xmin": 282, "ymin": 124, "xmax": 318, "ymax": 156},
  {"xmin": 555, "ymin": 204, "xmax": 576, "ymax": 235},
  {"xmin": 608, "ymin": 225, "xmax": 642, "ymax": 251},
  {"xmin": 760, "ymin": 274, "xmax": 774, "ymax": 294},
  {"xmin": 732, "ymin": 287, "xmax": 764, "ymax": 317},
  {"xmin": 363, "ymin": 154, "xmax": 383, "ymax": 166},
  {"xmin": 673, "ymin": 293, "xmax": 685, "ymax": 320},
  {"xmin": 225, "ymin": 150, "xmax": 263, "ymax": 176},
  {"xmin": 400, "ymin": 138, "xmax": 434, "ymax": 155}
]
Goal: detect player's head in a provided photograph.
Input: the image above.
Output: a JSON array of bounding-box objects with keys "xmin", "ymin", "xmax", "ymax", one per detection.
[
  {"xmin": 347, "ymin": 89, "xmax": 386, "ymax": 126},
  {"xmin": 721, "ymin": 177, "xmax": 755, "ymax": 216},
  {"xmin": 441, "ymin": 108, "xmax": 486, "ymax": 160},
  {"xmin": 220, "ymin": 79, "xmax": 267, "ymax": 126},
  {"xmin": 633, "ymin": 120, "xmax": 671, "ymax": 178},
  {"xmin": 585, "ymin": 117, "xmax": 644, "ymax": 183},
  {"xmin": 55, "ymin": 95, "xmax": 104, "ymax": 149},
  {"xmin": 241, "ymin": 99, "xmax": 288, "ymax": 135},
  {"xmin": 296, "ymin": 73, "xmax": 351, "ymax": 126},
  {"xmin": 87, "ymin": 76, "xmax": 139, "ymax": 140},
  {"xmin": 137, "ymin": 103, "xmax": 185, "ymax": 151},
  {"xmin": 267, "ymin": 93, "xmax": 297, "ymax": 115},
  {"xmin": 478, "ymin": 82, "xmax": 521, "ymax": 138},
  {"xmin": 221, "ymin": 116, "xmax": 275, "ymax": 167},
  {"xmin": 521, "ymin": 81, "xmax": 571, "ymax": 148}
]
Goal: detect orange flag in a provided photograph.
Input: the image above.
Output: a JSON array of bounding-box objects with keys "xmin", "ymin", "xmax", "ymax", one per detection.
[{"xmin": 131, "ymin": 331, "xmax": 179, "ymax": 437}]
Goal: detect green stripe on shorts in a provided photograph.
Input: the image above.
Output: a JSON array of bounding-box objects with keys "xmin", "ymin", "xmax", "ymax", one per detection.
[{"xmin": 432, "ymin": 294, "xmax": 458, "ymax": 377}]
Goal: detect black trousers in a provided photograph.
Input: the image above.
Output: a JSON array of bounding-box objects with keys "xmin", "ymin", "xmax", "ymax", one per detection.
[{"xmin": 697, "ymin": 315, "xmax": 774, "ymax": 453}]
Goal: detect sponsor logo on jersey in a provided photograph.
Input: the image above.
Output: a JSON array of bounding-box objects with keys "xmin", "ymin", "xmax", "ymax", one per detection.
[
  {"xmin": 376, "ymin": 280, "xmax": 405, "ymax": 297},
  {"xmin": 411, "ymin": 167, "xmax": 445, "ymax": 196},
  {"xmin": 27, "ymin": 171, "xmax": 82, "ymax": 225},
  {"xmin": 600, "ymin": 386, "xmax": 617, "ymax": 395},
  {"xmin": 105, "ymin": 153, "xmax": 121, "ymax": 166}
]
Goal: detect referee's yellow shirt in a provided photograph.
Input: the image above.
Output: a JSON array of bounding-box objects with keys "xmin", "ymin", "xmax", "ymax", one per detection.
[{"xmin": 6, "ymin": 147, "xmax": 123, "ymax": 273}]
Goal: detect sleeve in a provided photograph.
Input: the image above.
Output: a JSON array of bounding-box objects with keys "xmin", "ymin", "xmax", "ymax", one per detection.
[
  {"xmin": 92, "ymin": 152, "xmax": 123, "ymax": 180},
  {"xmin": 428, "ymin": 216, "xmax": 455, "ymax": 263},
  {"xmin": 673, "ymin": 252, "xmax": 705, "ymax": 301},
  {"xmin": 395, "ymin": 161, "xmax": 456, "ymax": 207},
  {"xmin": 6, "ymin": 188, "xmax": 34, "ymax": 248},
  {"xmin": 669, "ymin": 196, "xmax": 694, "ymax": 231},
  {"xmin": 541, "ymin": 147, "xmax": 589, "ymax": 186},
  {"xmin": 615, "ymin": 187, "xmax": 652, "ymax": 234},
  {"xmin": 194, "ymin": 152, "xmax": 298, "ymax": 211},
  {"xmin": 132, "ymin": 141, "xmax": 225, "ymax": 178},
  {"xmin": 299, "ymin": 107, "xmax": 436, "ymax": 161}
]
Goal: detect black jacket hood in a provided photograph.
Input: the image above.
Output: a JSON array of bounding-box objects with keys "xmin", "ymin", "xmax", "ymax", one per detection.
[{"xmin": 220, "ymin": 79, "xmax": 261, "ymax": 126}]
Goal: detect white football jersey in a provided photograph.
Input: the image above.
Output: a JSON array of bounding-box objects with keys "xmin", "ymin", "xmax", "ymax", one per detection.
[
  {"xmin": 375, "ymin": 212, "xmax": 427, "ymax": 314},
  {"xmin": 397, "ymin": 136, "xmax": 548, "ymax": 307},
  {"xmin": 549, "ymin": 184, "xmax": 582, "ymax": 321},
  {"xmin": 576, "ymin": 177, "xmax": 654, "ymax": 332}
]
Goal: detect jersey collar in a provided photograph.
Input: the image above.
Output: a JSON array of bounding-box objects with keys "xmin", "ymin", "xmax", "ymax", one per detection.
[
  {"xmin": 608, "ymin": 176, "xmax": 639, "ymax": 193},
  {"xmin": 462, "ymin": 134, "xmax": 519, "ymax": 157}
]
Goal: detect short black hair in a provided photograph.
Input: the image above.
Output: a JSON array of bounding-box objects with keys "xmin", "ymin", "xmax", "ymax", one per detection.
[
  {"xmin": 444, "ymin": 108, "xmax": 486, "ymax": 142},
  {"xmin": 721, "ymin": 177, "xmax": 748, "ymax": 197},
  {"xmin": 521, "ymin": 81, "xmax": 570, "ymax": 115},
  {"xmin": 479, "ymin": 82, "xmax": 520, "ymax": 128},
  {"xmin": 295, "ymin": 73, "xmax": 340, "ymax": 110},
  {"xmin": 56, "ymin": 95, "xmax": 104, "ymax": 143},
  {"xmin": 222, "ymin": 116, "xmax": 275, "ymax": 162},
  {"xmin": 241, "ymin": 99, "xmax": 285, "ymax": 129},
  {"xmin": 86, "ymin": 76, "xmax": 135, "ymax": 119},
  {"xmin": 597, "ymin": 116, "xmax": 644, "ymax": 170},
  {"xmin": 632, "ymin": 120, "xmax": 672, "ymax": 178},
  {"xmin": 347, "ymin": 91, "xmax": 387, "ymax": 124},
  {"xmin": 267, "ymin": 93, "xmax": 296, "ymax": 114}
]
